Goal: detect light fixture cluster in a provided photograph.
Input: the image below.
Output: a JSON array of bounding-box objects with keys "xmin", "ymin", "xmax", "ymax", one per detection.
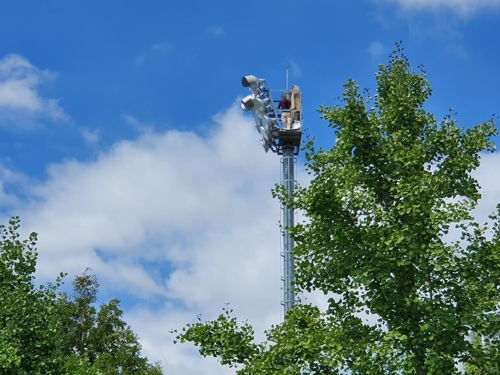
[{"xmin": 241, "ymin": 75, "xmax": 278, "ymax": 153}]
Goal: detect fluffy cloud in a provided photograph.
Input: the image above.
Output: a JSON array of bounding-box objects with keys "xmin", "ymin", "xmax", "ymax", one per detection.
[
  {"xmin": 123, "ymin": 114, "xmax": 154, "ymax": 133},
  {"xmin": 289, "ymin": 59, "xmax": 302, "ymax": 79},
  {"xmin": 0, "ymin": 164, "xmax": 27, "ymax": 207},
  {"xmin": 80, "ymin": 127, "xmax": 100, "ymax": 144},
  {"xmin": 207, "ymin": 26, "xmax": 225, "ymax": 37},
  {"xmin": 368, "ymin": 41, "xmax": 387, "ymax": 59},
  {"xmin": 471, "ymin": 151, "xmax": 500, "ymax": 224},
  {"xmin": 382, "ymin": 0, "xmax": 500, "ymax": 17},
  {"xmin": 136, "ymin": 42, "xmax": 172, "ymax": 65},
  {"xmin": 0, "ymin": 103, "xmax": 289, "ymax": 374},
  {"xmin": 0, "ymin": 54, "xmax": 68, "ymax": 127}
]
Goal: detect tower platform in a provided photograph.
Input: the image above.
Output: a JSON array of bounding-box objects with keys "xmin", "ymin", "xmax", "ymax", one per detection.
[{"xmin": 275, "ymin": 129, "xmax": 302, "ymax": 155}]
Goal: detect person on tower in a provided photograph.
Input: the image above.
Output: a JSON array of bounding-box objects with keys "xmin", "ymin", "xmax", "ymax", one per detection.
[{"xmin": 278, "ymin": 93, "xmax": 292, "ymax": 129}]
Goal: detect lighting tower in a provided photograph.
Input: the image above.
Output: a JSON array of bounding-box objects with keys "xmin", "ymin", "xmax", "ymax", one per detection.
[{"xmin": 240, "ymin": 75, "xmax": 303, "ymax": 316}]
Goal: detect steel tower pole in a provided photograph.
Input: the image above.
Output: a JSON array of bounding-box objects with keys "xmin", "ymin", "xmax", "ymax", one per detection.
[
  {"xmin": 241, "ymin": 75, "xmax": 302, "ymax": 317},
  {"xmin": 282, "ymin": 144, "xmax": 295, "ymax": 315}
]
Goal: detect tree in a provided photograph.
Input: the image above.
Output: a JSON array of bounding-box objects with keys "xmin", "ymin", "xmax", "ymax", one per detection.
[
  {"xmin": 173, "ymin": 43, "xmax": 500, "ymax": 374},
  {"xmin": 0, "ymin": 216, "xmax": 66, "ymax": 374},
  {"xmin": 0, "ymin": 216, "xmax": 164, "ymax": 375},
  {"xmin": 57, "ymin": 269, "xmax": 164, "ymax": 375}
]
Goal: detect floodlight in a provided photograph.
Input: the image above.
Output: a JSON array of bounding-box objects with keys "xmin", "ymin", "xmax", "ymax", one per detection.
[
  {"xmin": 254, "ymin": 120, "xmax": 261, "ymax": 132},
  {"xmin": 241, "ymin": 95, "xmax": 254, "ymax": 111},
  {"xmin": 253, "ymin": 97, "xmax": 270, "ymax": 113},
  {"xmin": 259, "ymin": 126, "xmax": 270, "ymax": 141},
  {"xmin": 260, "ymin": 139, "xmax": 270, "ymax": 153},
  {"xmin": 260, "ymin": 115, "xmax": 275, "ymax": 131},
  {"xmin": 242, "ymin": 75, "xmax": 265, "ymax": 91}
]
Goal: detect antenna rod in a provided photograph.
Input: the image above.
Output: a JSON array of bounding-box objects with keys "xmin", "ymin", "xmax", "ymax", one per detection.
[{"xmin": 285, "ymin": 62, "xmax": 289, "ymax": 91}]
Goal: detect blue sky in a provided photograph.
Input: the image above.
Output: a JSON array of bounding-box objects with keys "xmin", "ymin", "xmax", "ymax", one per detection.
[{"xmin": 1, "ymin": 1, "xmax": 500, "ymax": 374}]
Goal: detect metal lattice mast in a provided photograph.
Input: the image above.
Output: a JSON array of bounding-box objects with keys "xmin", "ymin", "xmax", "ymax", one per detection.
[
  {"xmin": 240, "ymin": 75, "xmax": 302, "ymax": 317},
  {"xmin": 281, "ymin": 145, "xmax": 295, "ymax": 314}
]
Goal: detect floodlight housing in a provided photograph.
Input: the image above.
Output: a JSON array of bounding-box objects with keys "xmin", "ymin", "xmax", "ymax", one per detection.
[
  {"xmin": 260, "ymin": 139, "xmax": 270, "ymax": 153},
  {"xmin": 260, "ymin": 115, "xmax": 275, "ymax": 131},
  {"xmin": 259, "ymin": 126, "xmax": 270, "ymax": 141},
  {"xmin": 253, "ymin": 97, "xmax": 270, "ymax": 113},
  {"xmin": 241, "ymin": 95, "xmax": 254, "ymax": 111},
  {"xmin": 242, "ymin": 75, "xmax": 265, "ymax": 91}
]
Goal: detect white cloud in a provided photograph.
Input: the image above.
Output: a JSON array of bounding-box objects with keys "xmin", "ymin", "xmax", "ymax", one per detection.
[
  {"xmin": 0, "ymin": 163, "xmax": 28, "ymax": 208},
  {"xmin": 376, "ymin": 0, "xmax": 473, "ymax": 59},
  {"xmin": 123, "ymin": 114, "xmax": 154, "ymax": 133},
  {"xmin": 443, "ymin": 41, "xmax": 468, "ymax": 60},
  {"xmin": 0, "ymin": 54, "xmax": 69, "ymax": 127},
  {"xmin": 381, "ymin": 0, "xmax": 500, "ymax": 17},
  {"xmin": 289, "ymin": 59, "xmax": 302, "ymax": 79},
  {"xmin": 126, "ymin": 307, "xmax": 236, "ymax": 375},
  {"xmin": 368, "ymin": 41, "xmax": 387, "ymax": 59},
  {"xmin": 471, "ymin": 152, "xmax": 500, "ymax": 224},
  {"xmin": 135, "ymin": 55, "xmax": 145, "ymax": 65},
  {"xmin": 136, "ymin": 42, "xmax": 172, "ymax": 65},
  {"xmin": 151, "ymin": 42, "xmax": 172, "ymax": 53},
  {"xmin": 207, "ymin": 26, "xmax": 224, "ymax": 37},
  {"xmin": 0, "ymin": 103, "xmax": 290, "ymax": 374},
  {"xmin": 80, "ymin": 127, "xmax": 100, "ymax": 145}
]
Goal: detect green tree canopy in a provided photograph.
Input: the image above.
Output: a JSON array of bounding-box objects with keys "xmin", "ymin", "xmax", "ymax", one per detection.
[
  {"xmin": 174, "ymin": 44, "xmax": 500, "ymax": 374},
  {"xmin": 0, "ymin": 216, "xmax": 65, "ymax": 374},
  {"xmin": 0, "ymin": 216, "xmax": 164, "ymax": 375},
  {"xmin": 57, "ymin": 269, "xmax": 164, "ymax": 375}
]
